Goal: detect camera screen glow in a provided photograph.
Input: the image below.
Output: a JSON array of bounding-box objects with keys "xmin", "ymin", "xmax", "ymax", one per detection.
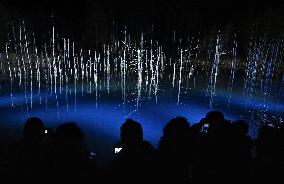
[{"xmin": 115, "ymin": 147, "xmax": 122, "ymax": 153}]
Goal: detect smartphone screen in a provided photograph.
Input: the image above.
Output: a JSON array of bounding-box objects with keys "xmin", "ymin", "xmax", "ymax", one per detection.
[
  {"xmin": 114, "ymin": 147, "xmax": 122, "ymax": 154},
  {"xmin": 202, "ymin": 123, "xmax": 209, "ymax": 133},
  {"xmin": 203, "ymin": 123, "xmax": 209, "ymax": 128}
]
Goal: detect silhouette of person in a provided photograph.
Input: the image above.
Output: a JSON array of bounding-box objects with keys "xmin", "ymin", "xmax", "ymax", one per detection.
[
  {"xmin": 7, "ymin": 117, "xmax": 46, "ymax": 179},
  {"xmin": 253, "ymin": 122, "xmax": 284, "ymax": 182},
  {"xmin": 193, "ymin": 111, "xmax": 233, "ymax": 183},
  {"xmin": 157, "ymin": 116, "xmax": 192, "ymax": 183},
  {"xmin": 230, "ymin": 120, "xmax": 252, "ymax": 182},
  {"xmin": 110, "ymin": 119, "xmax": 154, "ymax": 183},
  {"xmin": 23, "ymin": 117, "xmax": 45, "ymax": 141},
  {"xmin": 205, "ymin": 111, "xmax": 228, "ymax": 135},
  {"xmin": 49, "ymin": 122, "xmax": 93, "ymax": 181}
]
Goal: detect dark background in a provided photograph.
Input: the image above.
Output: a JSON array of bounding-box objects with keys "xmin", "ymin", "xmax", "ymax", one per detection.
[{"xmin": 0, "ymin": 0, "xmax": 284, "ymax": 48}]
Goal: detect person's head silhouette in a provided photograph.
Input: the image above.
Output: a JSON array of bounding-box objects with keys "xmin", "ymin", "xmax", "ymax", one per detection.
[
  {"xmin": 55, "ymin": 122, "xmax": 84, "ymax": 142},
  {"xmin": 205, "ymin": 111, "xmax": 224, "ymax": 123},
  {"xmin": 162, "ymin": 116, "xmax": 190, "ymax": 139},
  {"xmin": 120, "ymin": 119, "xmax": 143, "ymax": 146},
  {"xmin": 205, "ymin": 111, "xmax": 227, "ymax": 134},
  {"xmin": 23, "ymin": 117, "xmax": 44, "ymax": 141}
]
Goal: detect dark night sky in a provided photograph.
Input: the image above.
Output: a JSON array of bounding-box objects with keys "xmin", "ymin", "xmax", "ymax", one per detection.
[
  {"xmin": 2, "ymin": 0, "xmax": 282, "ymax": 20},
  {"xmin": 1, "ymin": 0, "xmax": 284, "ymax": 46}
]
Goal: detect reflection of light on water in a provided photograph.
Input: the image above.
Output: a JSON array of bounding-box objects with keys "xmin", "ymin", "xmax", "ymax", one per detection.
[{"xmin": 0, "ymin": 21, "xmax": 283, "ymax": 131}]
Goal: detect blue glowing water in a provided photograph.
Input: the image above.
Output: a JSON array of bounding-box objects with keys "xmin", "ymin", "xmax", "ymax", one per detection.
[{"xmin": 0, "ymin": 87, "xmax": 283, "ymax": 167}]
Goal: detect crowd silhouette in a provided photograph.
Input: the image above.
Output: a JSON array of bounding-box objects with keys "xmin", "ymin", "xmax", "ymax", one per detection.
[{"xmin": 0, "ymin": 111, "xmax": 283, "ymax": 183}]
